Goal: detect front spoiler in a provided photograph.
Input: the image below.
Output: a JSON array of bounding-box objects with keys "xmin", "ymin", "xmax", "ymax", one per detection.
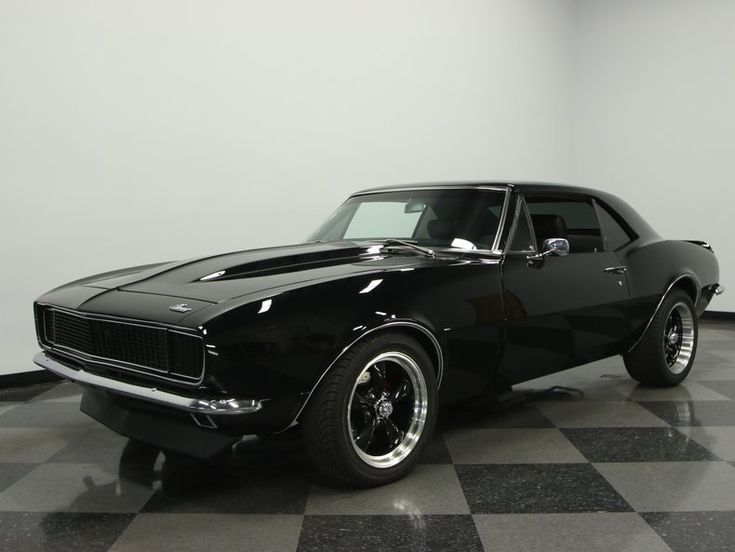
[
  {"xmin": 80, "ymin": 387, "xmax": 240, "ymax": 459},
  {"xmin": 33, "ymin": 351, "xmax": 263, "ymax": 416}
]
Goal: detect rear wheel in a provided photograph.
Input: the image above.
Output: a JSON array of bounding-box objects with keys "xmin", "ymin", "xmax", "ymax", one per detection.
[
  {"xmin": 301, "ymin": 333, "xmax": 437, "ymax": 486},
  {"xmin": 624, "ymin": 289, "xmax": 697, "ymax": 386}
]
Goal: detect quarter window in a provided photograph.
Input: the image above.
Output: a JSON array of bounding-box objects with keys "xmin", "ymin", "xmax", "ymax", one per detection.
[
  {"xmin": 596, "ymin": 202, "xmax": 636, "ymax": 250},
  {"xmin": 509, "ymin": 202, "xmax": 535, "ymax": 252}
]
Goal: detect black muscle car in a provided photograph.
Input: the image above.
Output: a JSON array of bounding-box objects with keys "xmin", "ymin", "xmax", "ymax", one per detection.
[{"xmin": 34, "ymin": 182, "xmax": 724, "ymax": 486}]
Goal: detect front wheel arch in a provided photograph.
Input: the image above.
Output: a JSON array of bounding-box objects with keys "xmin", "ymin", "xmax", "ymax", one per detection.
[
  {"xmin": 293, "ymin": 320, "xmax": 444, "ymax": 425},
  {"xmin": 300, "ymin": 331, "xmax": 438, "ymax": 486}
]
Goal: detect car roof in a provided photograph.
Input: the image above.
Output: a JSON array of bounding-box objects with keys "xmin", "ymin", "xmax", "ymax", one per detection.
[
  {"xmin": 352, "ymin": 181, "xmax": 603, "ymax": 197},
  {"xmin": 351, "ymin": 181, "xmax": 661, "ymax": 243}
]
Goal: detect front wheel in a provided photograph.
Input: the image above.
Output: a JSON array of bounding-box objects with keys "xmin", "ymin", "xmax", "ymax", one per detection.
[
  {"xmin": 624, "ymin": 289, "xmax": 698, "ymax": 387},
  {"xmin": 301, "ymin": 333, "xmax": 437, "ymax": 487}
]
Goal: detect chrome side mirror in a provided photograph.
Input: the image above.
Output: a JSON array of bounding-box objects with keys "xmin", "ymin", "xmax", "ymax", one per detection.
[
  {"xmin": 543, "ymin": 238, "xmax": 569, "ymax": 257},
  {"xmin": 527, "ymin": 238, "xmax": 569, "ymax": 263}
]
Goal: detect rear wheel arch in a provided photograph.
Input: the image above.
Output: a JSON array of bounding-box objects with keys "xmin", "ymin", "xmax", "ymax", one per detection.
[
  {"xmin": 624, "ymin": 288, "xmax": 697, "ymax": 386},
  {"xmin": 670, "ymin": 274, "xmax": 699, "ymax": 305},
  {"xmin": 627, "ymin": 272, "xmax": 701, "ymax": 354}
]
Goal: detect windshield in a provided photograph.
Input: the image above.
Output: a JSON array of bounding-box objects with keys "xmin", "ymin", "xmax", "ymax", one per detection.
[{"xmin": 308, "ymin": 188, "xmax": 507, "ymax": 251}]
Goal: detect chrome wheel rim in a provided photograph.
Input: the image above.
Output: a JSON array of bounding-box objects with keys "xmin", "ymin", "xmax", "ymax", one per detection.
[
  {"xmin": 663, "ymin": 301, "xmax": 695, "ymax": 375},
  {"xmin": 347, "ymin": 351, "xmax": 428, "ymax": 469}
]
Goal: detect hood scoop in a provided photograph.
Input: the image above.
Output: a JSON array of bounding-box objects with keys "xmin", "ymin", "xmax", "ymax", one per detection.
[{"xmin": 195, "ymin": 246, "xmax": 368, "ymax": 282}]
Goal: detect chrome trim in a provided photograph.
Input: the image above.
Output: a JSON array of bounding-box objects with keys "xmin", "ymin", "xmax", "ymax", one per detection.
[
  {"xmin": 714, "ymin": 284, "xmax": 725, "ymax": 296},
  {"xmin": 505, "ymin": 196, "xmax": 534, "ymax": 254},
  {"xmin": 287, "ymin": 320, "xmax": 444, "ymax": 428},
  {"xmin": 37, "ymin": 303, "xmax": 199, "ymax": 332},
  {"xmin": 350, "ymin": 185, "xmax": 509, "ymax": 197},
  {"xmin": 626, "ymin": 273, "xmax": 701, "ymax": 354},
  {"xmin": 40, "ymin": 306, "xmax": 206, "ymax": 386},
  {"xmin": 527, "ymin": 238, "xmax": 570, "ymax": 263},
  {"xmin": 604, "ymin": 266, "xmax": 628, "ymax": 274},
  {"xmin": 492, "ymin": 189, "xmax": 512, "ymax": 254},
  {"xmin": 33, "ymin": 352, "xmax": 262, "ymax": 415},
  {"xmin": 664, "ymin": 301, "xmax": 695, "ymax": 375},
  {"xmin": 190, "ymin": 413, "xmax": 218, "ymax": 429}
]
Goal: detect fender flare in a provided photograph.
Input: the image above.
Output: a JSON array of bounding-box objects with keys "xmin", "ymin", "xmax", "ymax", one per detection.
[
  {"xmin": 626, "ymin": 272, "xmax": 701, "ymax": 354},
  {"xmin": 288, "ymin": 320, "xmax": 444, "ymax": 427}
]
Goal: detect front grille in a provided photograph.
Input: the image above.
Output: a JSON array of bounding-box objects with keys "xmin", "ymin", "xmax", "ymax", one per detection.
[{"xmin": 42, "ymin": 308, "xmax": 204, "ymax": 382}]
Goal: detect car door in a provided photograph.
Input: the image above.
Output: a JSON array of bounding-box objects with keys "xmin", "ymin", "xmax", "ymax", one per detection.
[{"xmin": 498, "ymin": 193, "xmax": 630, "ymax": 384}]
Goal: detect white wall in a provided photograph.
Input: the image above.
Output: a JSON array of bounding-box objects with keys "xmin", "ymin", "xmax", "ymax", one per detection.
[
  {"xmin": 572, "ymin": 0, "xmax": 735, "ymax": 311},
  {"xmin": 0, "ymin": 0, "xmax": 574, "ymax": 374}
]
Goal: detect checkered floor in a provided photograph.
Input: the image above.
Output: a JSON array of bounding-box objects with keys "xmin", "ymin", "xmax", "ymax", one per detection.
[{"xmin": 1, "ymin": 320, "xmax": 733, "ymax": 552}]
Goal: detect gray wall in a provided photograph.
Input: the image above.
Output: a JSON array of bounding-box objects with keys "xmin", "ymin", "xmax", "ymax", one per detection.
[
  {"xmin": 2, "ymin": 1, "xmax": 732, "ymax": 377},
  {"xmin": 572, "ymin": 0, "xmax": 735, "ymax": 313},
  {"xmin": 0, "ymin": 0, "xmax": 574, "ymax": 375}
]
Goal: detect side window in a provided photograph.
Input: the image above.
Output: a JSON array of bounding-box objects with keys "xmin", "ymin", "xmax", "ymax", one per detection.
[
  {"xmin": 526, "ymin": 196, "xmax": 604, "ymax": 254},
  {"xmin": 596, "ymin": 202, "xmax": 637, "ymax": 251},
  {"xmin": 509, "ymin": 201, "xmax": 535, "ymax": 252}
]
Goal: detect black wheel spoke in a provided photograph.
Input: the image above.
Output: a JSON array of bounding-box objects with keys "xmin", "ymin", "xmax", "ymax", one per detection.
[
  {"xmin": 352, "ymin": 390, "xmax": 375, "ymax": 409},
  {"xmin": 663, "ymin": 306, "xmax": 689, "ymax": 367},
  {"xmin": 354, "ymin": 417, "xmax": 379, "ymax": 449},
  {"xmin": 390, "ymin": 380, "xmax": 411, "ymax": 403},
  {"xmin": 346, "ymin": 350, "xmax": 429, "ymax": 467},
  {"xmin": 384, "ymin": 418, "xmax": 404, "ymax": 447},
  {"xmin": 369, "ymin": 363, "xmax": 387, "ymax": 396}
]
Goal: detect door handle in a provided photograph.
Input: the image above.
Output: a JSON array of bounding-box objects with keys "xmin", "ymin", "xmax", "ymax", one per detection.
[{"xmin": 604, "ymin": 266, "xmax": 627, "ymax": 274}]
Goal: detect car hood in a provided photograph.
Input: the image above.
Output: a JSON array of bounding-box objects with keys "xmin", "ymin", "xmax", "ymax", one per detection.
[{"xmin": 39, "ymin": 242, "xmax": 453, "ymax": 324}]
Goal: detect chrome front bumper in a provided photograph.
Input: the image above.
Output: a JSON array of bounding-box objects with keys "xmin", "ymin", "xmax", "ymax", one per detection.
[{"xmin": 33, "ymin": 351, "xmax": 263, "ymax": 416}]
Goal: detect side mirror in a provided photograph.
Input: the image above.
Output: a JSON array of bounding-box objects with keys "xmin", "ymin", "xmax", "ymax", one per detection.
[
  {"xmin": 527, "ymin": 237, "xmax": 569, "ymax": 264},
  {"xmin": 542, "ymin": 238, "xmax": 569, "ymax": 257}
]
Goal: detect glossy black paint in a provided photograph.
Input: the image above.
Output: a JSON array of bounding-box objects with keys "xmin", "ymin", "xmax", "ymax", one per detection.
[{"xmin": 33, "ymin": 182, "xmax": 721, "ymax": 455}]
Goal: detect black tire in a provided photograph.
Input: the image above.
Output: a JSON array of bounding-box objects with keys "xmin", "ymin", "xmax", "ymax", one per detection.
[
  {"xmin": 301, "ymin": 332, "xmax": 438, "ymax": 487},
  {"xmin": 623, "ymin": 289, "xmax": 698, "ymax": 387}
]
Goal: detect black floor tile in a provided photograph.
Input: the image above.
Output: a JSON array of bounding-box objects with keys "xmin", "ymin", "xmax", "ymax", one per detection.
[
  {"xmin": 639, "ymin": 401, "xmax": 735, "ymax": 426},
  {"xmin": 0, "ymin": 382, "xmax": 59, "ymax": 402},
  {"xmin": 455, "ymin": 464, "xmax": 632, "ymax": 514},
  {"xmin": 562, "ymin": 427, "xmax": 719, "ymax": 462},
  {"xmin": 0, "ymin": 463, "xmax": 37, "ymax": 493},
  {"xmin": 0, "ymin": 512, "xmax": 134, "ymax": 552},
  {"xmin": 298, "ymin": 515, "xmax": 483, "ymax": 552},
  {"xmin": 643, "ymin": 511, "xmax": 735, "ymax": 552}
]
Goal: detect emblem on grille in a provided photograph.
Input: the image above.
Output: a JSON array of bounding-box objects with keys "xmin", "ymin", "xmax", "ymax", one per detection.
[{"xmin": 169, "ymin": 303, "xmax": 192, "ymax": 313}]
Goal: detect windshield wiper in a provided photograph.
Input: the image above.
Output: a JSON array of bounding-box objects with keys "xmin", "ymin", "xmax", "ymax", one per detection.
[{"xmin": 378, "ymin": 239, "xmax": 435, "ymax": 258}]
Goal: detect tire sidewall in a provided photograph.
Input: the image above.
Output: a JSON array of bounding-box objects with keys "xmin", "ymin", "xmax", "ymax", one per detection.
[
  {"xmin": 332, "ymin": 333, "xmax": 438, "ymax": 485},
  {"xmin": 653, "ymin": 290, "xmax": 698, "ymax": 385}
]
